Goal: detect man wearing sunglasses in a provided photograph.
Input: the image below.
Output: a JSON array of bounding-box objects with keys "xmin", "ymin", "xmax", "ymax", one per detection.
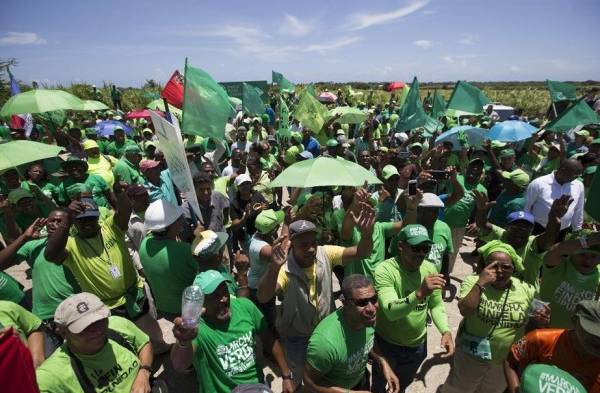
[
  {"xmin": 304, "ymin": 274, "xmax": 400, "ymax": 393},
  {"xmin": 373, "ymin": 224, "xmax": 454, "ymax": 392}
]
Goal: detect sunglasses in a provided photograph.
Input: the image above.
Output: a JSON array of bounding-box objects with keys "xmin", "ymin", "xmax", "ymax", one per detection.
[
  {"xmin": 351, "ymin": 295, "xmax": 378, "ymax": 307},
  {"xmin": 410, "ymin": 244, "xmax": 431, "ymax": 254}
]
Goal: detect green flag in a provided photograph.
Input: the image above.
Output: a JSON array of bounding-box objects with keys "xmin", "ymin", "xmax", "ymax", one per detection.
[
  {"xmin": 396, "ymin": 77, "xmax": 440, "ymax": 133},
  {"xmin": 446, "ymin": 80, "xmax": 490, "ymax": 114},
  {"xmin": 277, "ymin": 96, "xmax": 291, "ymax": 141},
  {"xmin": 431, "ymin": 90, "xmax": 447, "ymax": 119},
  {"xmin": 294, "ymin": 89, "xmax": 328, "ymax": 133},
  {"xmin": 546, "ymin": 80, "xmax": 577, "ymax": 103},
  {"xmin": 182, "ymin": 62, "xmax": 235, "ymax": 139},
  {"xmin": 272, "ymin": 70, "xmax": 295, "ymax": 93},
  {"xmin": 545, "ymin": 97, "xmax": 600, "ymax": 132},
  {"xmin": 242, "ymin": 82, "xmax": 264, "ymax": 116},
  {"xmin": 304, "ymin": 83, "xmax": 316, "ymax": 97}
]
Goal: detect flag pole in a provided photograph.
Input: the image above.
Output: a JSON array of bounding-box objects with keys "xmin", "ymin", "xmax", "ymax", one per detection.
[{"xmin": 180, "ymin": 58, "xmax": 188, "ymax": 135}]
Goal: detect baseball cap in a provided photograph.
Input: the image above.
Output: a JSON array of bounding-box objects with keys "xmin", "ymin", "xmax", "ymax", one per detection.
[
  {"xmin": 381, "ymin": 165, "xmax": 399, "ymax": 180},
  {"xmin": 419, "ymin": 193, "xmax": 445, "ymax": 208},
  {"xmin": 267, "ymin": 135, "xmax": 276, "ymax": 143},
  {"xmin": 326, "ymin": 139, "xmax": 339, "ymax": 148},
  {"xmin": 76, "ymin": 196, "xmax": 100, "ymax": 219},
  {"xmin": 289, "ymin": 220, "xmax": 318, "ymax": 239},
  {"xmin": 139, "ymin": 159, "xmax": 161, "ymax": 173},
  {"xmin": 252, "ymin": 116, "xmax": 262, "ymax": 124},
  {"xmin": 7, "ymin": 188, "xmax": 34, "ymax": 205},
  {"xmin": 501, "ymin": 169, "xmax": 530, "ymax": 188},
  {"xmin": 468, "ymin": 157, "xmax": 485, "ymax": 167},
  {"xmin": 142, "ymin": 128, "xmax": 153, "ymax": 135},
  {"xmin": 498, "ymin": 148, "xmax": 516, "ymax": 159},
  {"xmin": 191, "ymin": 230, "xmax": 229, "ymax": 257},
  {"xmin": 144, "ymin": 200, "xmax": 183, "ymax": 232},
  {"xmin": 335, "ymin": 129, "xmax": 346, "ymax": 136},
  {"xmin": 234, "ymin": 173, "xmax": 252, "ymax": 187},
  {"xmin": 520, "ymin": 364, "xmax": 586, "ymax": 393},
  {"xmin": 193, "ymin": 270, "xmax": 227, "ymax": 295},
  {"xmin": 299, "ymin": 150, "xmax": 314, "ymax": 160},
  {"xmin": 398, "ymin": 224, "xmax": 432, "ymax": 246},
  {"xmin": 255, "ymin": 209, "xmax": 285, "ymax": 234},
  {"xmin": 124, "ymin": 145, "xmax": 142, "ymax": 155},
  {"xmin": 491, "ymin": 140, "xmax": 507, "ymax": 149},
  {"xmin": 62, "ymin": 156, "xmax": 89, "ymax": 171},
  {"xmin": 575, "ymin": 129, "xmax": 590, "ymax": 137},
  {"xmin": 82, "ymin": 139, "xmax": 99, "ymax": 150},
  {"xmin": 54, "ymin": 292, "xmax": 110, "ymax": 334},
  {"xmin": 574, "ymin": 300, "xmax": 600, "ymax": 352},
  {"xmin": 507, "ymin": 211, "xmax": 535, "ymax": 225},
  {"xmin": 408, "ymin": 142, "xmax": 423, "ymax": 150}
]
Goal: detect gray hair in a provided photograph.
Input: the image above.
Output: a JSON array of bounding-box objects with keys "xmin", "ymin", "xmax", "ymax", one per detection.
[{"xmin": 341, "ymin": 274, "xmax": 373, "ymax": 300}]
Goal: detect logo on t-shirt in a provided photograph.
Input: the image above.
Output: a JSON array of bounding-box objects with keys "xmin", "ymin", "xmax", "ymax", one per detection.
[{"xmin": 216, "ymin": 331, "xmax": 256, "ymax": 377}]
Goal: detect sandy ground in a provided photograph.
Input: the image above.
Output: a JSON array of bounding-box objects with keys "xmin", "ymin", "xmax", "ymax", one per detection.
[{"xmin": 7, "ymin": 237, "xmax": 477, "ymax": 393}]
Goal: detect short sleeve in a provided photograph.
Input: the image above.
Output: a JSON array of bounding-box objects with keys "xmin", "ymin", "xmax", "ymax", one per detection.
[
  {"xmin": 306, "ymin": 331, "xmax": 334, "ymax": 375},
  {"xmin": 459, "ymin": 275, "xmax": 478, "ymax": 299},
  {"xmin": 322, "ymin": 245, "xmax": 345, "ymax": 267},
  {"xmin": 508, "ymin": 330, "xmax": 538, "ymax": 367},
  {"xmin": 92, "ymin": 175, "xmax": 109, "ymax": 191},
  {"xmin": 240, "ymin": 298, "xmax": 267, "ymax": 335},
  {"xmin": 15, "ymin": 240, "xmax": 35, "ymax": 265},
  {"xmin": 379, "ymin": 222, "xmax": 396, "ymax": 237},
  {"xmin": 107, "ymin": 316, "xmax": 150, "ymax": 353},
  {"xmin": 480, "ymin": 224, "xmax": 504, "ymax": 242},
  {"xmin": 276, "ymin": 268, "xmax": 289, "ymax": 293}
]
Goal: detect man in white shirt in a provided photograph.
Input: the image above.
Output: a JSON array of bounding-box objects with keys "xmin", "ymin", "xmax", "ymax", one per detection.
[{"xmin": 524, "ymin": 159, "xmax": 584, "ymax": 237}]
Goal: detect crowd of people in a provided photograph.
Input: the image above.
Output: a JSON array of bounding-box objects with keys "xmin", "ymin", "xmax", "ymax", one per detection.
[{"xmin": 0, "ymin": 87, "xmax": 599, "ymax": 393}]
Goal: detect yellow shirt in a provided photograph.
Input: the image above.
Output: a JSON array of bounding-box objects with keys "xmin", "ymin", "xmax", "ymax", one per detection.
[
  {"xmin": 277, "ymin": 245, "xmax": 345, "ymax": 306},
  {"xmin": 64, "ymin": 214, "xmax": 140, "ymax": 308},
  {"xmin": 87, "ymin": 155, "xmax": 117, "ymax": 188}
]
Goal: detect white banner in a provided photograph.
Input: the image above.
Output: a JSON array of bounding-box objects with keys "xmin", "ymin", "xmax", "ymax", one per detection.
[{"xmin": 149, "ymin": 111, "xmax": 201, "ymax": 219}]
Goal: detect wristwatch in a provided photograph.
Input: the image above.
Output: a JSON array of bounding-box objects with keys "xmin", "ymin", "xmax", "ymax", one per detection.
[{"xmin": 282, "ymin": 371, "xmax": 294, "ymax": 381}]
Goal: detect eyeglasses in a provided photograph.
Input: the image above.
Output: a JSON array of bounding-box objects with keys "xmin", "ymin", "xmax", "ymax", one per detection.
[{"xmin": 351, "ymin": 295, "xmax": 378, "ymax": 307}]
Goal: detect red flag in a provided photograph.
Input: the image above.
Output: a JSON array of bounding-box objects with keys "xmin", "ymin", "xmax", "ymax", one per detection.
[{"xmin": 161, "ymin": 70, "xmax": 184, "ymax": 108}]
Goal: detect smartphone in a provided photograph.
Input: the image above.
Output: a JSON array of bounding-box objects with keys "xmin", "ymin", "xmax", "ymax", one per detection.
[
  {"xmin": 428, "ymin": 170, "xmax": 450, "ymax": 180},
  {"xmin": 408, "ymin": 180, "xmax": 417, "ymax": 196}
]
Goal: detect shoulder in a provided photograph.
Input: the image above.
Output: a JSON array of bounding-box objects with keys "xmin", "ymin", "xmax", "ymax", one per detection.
[
  {"xmin": 511, "ymin": 277, "xmax": 535, "ymax": 298},
  {"xmin": 36, "ymin": 348, "xmax": 73, "ymax": 389},
  {"xmin": 107, "ymin": 316, "xmax": 150, "ymax": 349},
  {"xmin": 374, "ymin": 258, "xmax": 397, "ymax": 278}
]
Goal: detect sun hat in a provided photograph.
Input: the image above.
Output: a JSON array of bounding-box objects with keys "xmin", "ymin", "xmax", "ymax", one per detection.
[
  {"xmin": 144, "ymin": 200, "xmax": 183, "ymax": 232},
  {"xmin": 54, "ymin": 292, "xmax": 110, "ymax": 334}
]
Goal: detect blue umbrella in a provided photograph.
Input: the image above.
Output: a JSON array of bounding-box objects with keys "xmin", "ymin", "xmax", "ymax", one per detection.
[
  {"xmin": 95, "ymin": 120, "xmax": 134, "ymax": 137},
  {"xmin": 434, "ymin": 126, "xmax": 488, "ymax": 151},
  {"xmin": 487, "ymin": 120, "xmax": 537, "ymax": 142}
]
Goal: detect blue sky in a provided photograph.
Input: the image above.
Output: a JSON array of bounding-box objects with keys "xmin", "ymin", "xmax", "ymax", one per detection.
[{"xmin": 1, "ymin": 0, "xmax": 599, "ymax": 86}]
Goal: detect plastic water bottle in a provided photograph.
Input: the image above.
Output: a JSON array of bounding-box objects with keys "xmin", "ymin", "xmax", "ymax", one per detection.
[{"xmin": 181, "ymin": 285, "xmax": 204, "ymax": 328}]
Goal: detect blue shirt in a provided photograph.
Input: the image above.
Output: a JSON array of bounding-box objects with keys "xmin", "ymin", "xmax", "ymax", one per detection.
[
  {"xmin": 303, "ymin": 136, "xmax": 321, "ymax": 157},
  {"xmin": 144, "ymin": 169, "xmax": 178, "ymax": 206}
]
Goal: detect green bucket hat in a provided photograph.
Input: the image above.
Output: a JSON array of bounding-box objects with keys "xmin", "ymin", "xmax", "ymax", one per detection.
[
  {"xmin": 520, "ymin": 364, "xmax": 586, "ymax": 393},
  {"xmin": 398, "ymin": 224, "xmax": 432, "ymax": 246},
  {"xmin": 255, "ymin": 209, "xmax": 285, "ymax": 234}
]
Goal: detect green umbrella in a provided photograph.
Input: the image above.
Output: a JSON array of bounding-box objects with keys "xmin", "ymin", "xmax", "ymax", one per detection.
[
  {"xmin": 0, "ymin": 140, "xmax": 64, "ymax": 172},
  {"xmin": 269, "ymin": 157, "xmax": 382, "ymax": 188},
  {"xmin": 146, "ymin": 99, "xmax": 182, "ymax": 119},
  {"xmin": 0, "ymin": 89, "xmax": 85, "ymax": 117},
  {"xmin": 81, "ymin": 100, "xmax": 110, "ymax": 111},
  {"xmin": 327, "ymin": 106, "xmax": 367, "ymax": 124}
]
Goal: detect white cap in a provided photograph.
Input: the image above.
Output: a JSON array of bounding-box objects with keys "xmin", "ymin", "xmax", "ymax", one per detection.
[
  {"xmin": 419, "ymin": 193, "xmax": 445, "ymax": 208},
  {"xmin": 394, "ymin": 132, "xmax": 409, "ymax": 143},
  {"xmin": 144, "ymin": 200, "xmax": 183, "ymax": 232},
  {"xmin": 234, "ymin": 173, "xmax": 252, "ymax": 187}
]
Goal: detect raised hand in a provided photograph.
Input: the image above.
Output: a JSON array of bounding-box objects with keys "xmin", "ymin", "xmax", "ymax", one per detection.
[
  {"xmin": 417, "ymin": 274, "xmax": 446, "ymax": 300},
  {"xmin": 350, "ymin": 202, "xmax": 376, "ymax": 235},
  {"xmin": 172, "ymin": 317, "xmax": 198, "ymax": 344},
  {"xmin": 472, "ymin": 190, "xmax": 494, "ymax": 212},
  {"xmin": 233, "ymin": 251, "xmax": 250, "ymax": 275},
  {"xmin": 478, "ymin": 261, "xmax": 499, "ymax": 286},
  {"xmin": 549, "ymin": 194, "xmax": 572, "ymax": 220},
  {"xmin": 405, "ymin": 188, "xmax": 423, "ymax": 211},
  {"xmin": 271, "ymin": 235, "xmax": 290, "ymax": 267},
  {"xmin": 23, "ymin": 218, "xmax": 48, "ymax": 240}
]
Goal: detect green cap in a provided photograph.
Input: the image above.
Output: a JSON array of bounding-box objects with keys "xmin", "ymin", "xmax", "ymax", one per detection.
[
  {"xmin": 491, "ymin": 140, "xmax": 507, "ymax": 149},
  {"xmin": 520, "ymin": 364, "xmax": 586, "ymax": 393},
  {"xmin": 8, "ymin": 188, "xmax": 34, "ymax": 204},
  {"xmin": 61, "ymin": 156, "xmax": 89, "ymax": 171},
  {"xmin": 574, "ymin": 299, "xmax": 600, "ymax": 354},
  {"xmin": 124, "ymin": 145, "xmax": 142, "ymax": 154},
  {"xmin": 193, "ymin": 270, "xmax": 227, "ymax": 295},
  {"xmin": 326, "ymin": 139, "xmax": 339, "ymax": 148},
  {"xmin": 575, "ymin": 129, "xmax": 590, "ymax": 137},
  {"xmin": 501, "ymin": 169, "xmax": 530, "ymax": 188},
  {"xmin": 255, "ymin": 209, "xmax": 285, "ymax": 234},
  {"xmin": 498, "ymin": 148, "xmax": 516, "ymax": 159},
  {"xmin": 381, "ymin": 164, "xmax": 399, "ymax": 180},
  {"xmin": 398, "ymin": 224, "xmax": 432, "ymax": 246}
]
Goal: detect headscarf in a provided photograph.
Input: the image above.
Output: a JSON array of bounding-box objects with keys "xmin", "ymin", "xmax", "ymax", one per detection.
[{"xmin": 478, "ymin": 240, "xmax": 524, "ymax": 273}]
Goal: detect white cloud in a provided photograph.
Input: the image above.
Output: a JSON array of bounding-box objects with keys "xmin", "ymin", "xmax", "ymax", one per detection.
[
  {"xmin": 348, "ymin": 0, "xmax": 430, "ymax": 31},
  {"xmin": 280, "ymin": 14, "xmax": 313, "ymax": 37},
  {"xmin": 414, "ymin": 39, "xmax": 433, "ymax": 49},
  {"xmin": 509, "ymin": 65, "xmax": 520, "ymax": 72},
  {"xmin": 442, "ymin": 54, "xmax": 477, "ymax": 67},
  {"xmin": 0, "ymin": 32, "xmax": 46, "ymax": 45},
  {"xmin": 304, "ymin": 37, "xmax": 361, "ymax": 53},
  {"xmin": 458, "ymin": 34, "xmax": 477, "ymax": 45}
]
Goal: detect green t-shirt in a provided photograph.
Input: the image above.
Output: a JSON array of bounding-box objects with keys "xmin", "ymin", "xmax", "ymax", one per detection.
[
  {"xmin": 192, "ymin": 297, "xmax": 266, "ymax": 393},
  {"xmin": 138, "ymin": 236, "xmax": 198, "ymax": 314},
  {"xmin": 106, "ymin": 139, "xmax": 137, "ymax": 159},
  {"xmin": 16, "ymin": 238, "xmax": 79, "ymax": 320},
  {"xmin": 0, "ymin": 300, "xmax": 42, "ymax": 340},
  {"xmin": 344, "ymin": 222, "xmax": 395, "ymax": 280},
  {"xmin": 426, "ymin": 220, "xmax": 454, "ymax": 272},
  {"xmin": 306, "ymin": 309, "xmax": 374, "ymax": 389},
  {"xmin": 374, "ymin": 257, "xmax": 449, "ymax": 347},
  {"xmin": 64, "ymin": 214, "xmax": 140, "ymax": 309},
  {"xmin": 58, "ymin": 174, "xmax": 110, "ymax": 208},
  {"xmin": 488, "ymin": 191, "xmax": 526, "ymax": 227},
  {"xmin": 0, "ymin": 271, "xmax": 25, "ymax": 303},
  {"xmin": 36, "ymin": 316, "xmax": 149, "ymax": 393},
  {"xmin": 112, "ymin": 158, "xmax": 143, "ymax": 185},
  {"xmin": 538, "ymin": 259, "xmax": 600, "ymax": 329},
  {"xmin": 284, "ymin": 145, "xmax": 303, "ymax": 165},
  {"xmin": 480, "ymin": 225, "xmax": 544, "ymax": 286},
  {"xmin": 460, "ymin": 275, "xmax": 534, "ymax": 363},
  {"xmin": 443, "ymin": 175, "xmax": 487, "ymax": 228}
]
